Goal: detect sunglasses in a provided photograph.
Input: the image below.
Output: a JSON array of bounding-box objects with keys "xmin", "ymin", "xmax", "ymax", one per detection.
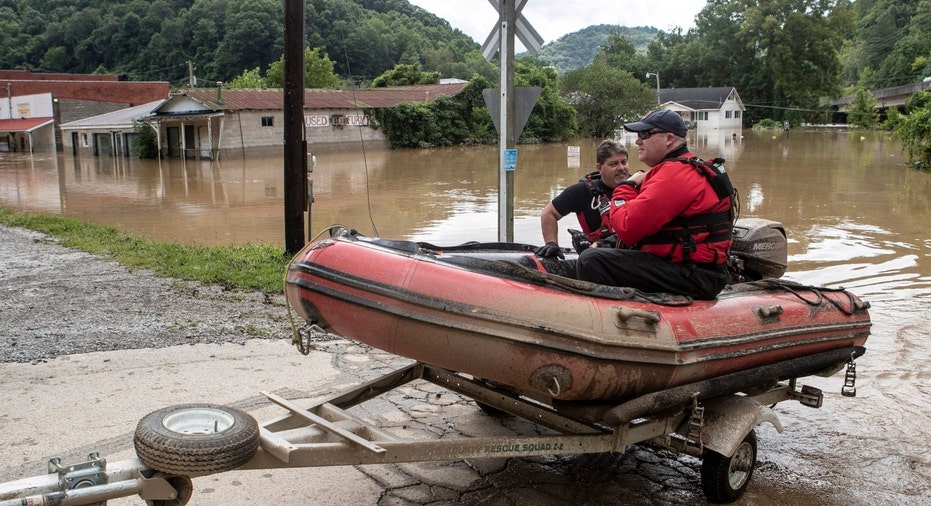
[{"xmin": 636, "ymin": 129, "xmax": 665, "ymax": 140}]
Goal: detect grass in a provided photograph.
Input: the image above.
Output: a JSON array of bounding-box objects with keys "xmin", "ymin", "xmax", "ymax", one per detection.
[{"xmin": 0, "ymin": 206, "xmax": 293, "ymax": 294}]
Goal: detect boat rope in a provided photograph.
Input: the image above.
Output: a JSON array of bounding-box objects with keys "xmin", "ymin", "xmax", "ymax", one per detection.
[
  {"xmin": 339, "ymin": 26, "xmax": 379, "ymax": 237},
  {"xmin": 285, "ymin": 225, "xmax": 359, "ymax": 355},
  {"xmin": 746, "ymin": 278, "xmax": 861, "ymax": 315},
  {"xmin": 284, "ymin": 244, "xmax": 313, "ymax": 355}
]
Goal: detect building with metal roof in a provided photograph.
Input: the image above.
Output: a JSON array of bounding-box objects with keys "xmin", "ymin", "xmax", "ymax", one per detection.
[
  {"xmin": 1, "ymin": 70, "xmax": 170, "ymax": 153},
  {"xmin": 144, "ymin": 84, "xmax": 468, "ymax": 159},
  {"xmin": 59, "ymin": 100, "xmax": 164, "ymax": 156}
]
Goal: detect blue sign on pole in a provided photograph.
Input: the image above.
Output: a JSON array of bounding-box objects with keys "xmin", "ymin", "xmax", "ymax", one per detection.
[{"xmin": 505, "ymin": 148, "xmax": 517, "ymax": 171}]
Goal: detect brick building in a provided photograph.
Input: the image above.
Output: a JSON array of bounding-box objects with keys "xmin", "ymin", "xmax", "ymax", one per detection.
[{"xmin": 0, "ymin": 70, "xmax": 169, "ymax": 153}]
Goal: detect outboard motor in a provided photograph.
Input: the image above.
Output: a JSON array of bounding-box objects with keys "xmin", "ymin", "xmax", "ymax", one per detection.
[{"xmin": 727, "ymin": 218, "xmax": 788, "ymax": 282}]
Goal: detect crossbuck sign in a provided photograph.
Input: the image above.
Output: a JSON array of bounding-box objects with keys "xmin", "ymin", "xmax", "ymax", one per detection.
[{"xmin": 480, "ymin": 0, "xmax": 544, "ymax": 60}]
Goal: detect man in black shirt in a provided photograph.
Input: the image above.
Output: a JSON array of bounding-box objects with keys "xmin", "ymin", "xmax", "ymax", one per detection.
[{"xmin": 536, "ymin": 139, "xmax": 630, "ymax": 259}]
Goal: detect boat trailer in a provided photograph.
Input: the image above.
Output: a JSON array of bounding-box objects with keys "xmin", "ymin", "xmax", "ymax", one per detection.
[{"xmin": 0, "ymin": 347, "xmax": 862, "ymax": 505}]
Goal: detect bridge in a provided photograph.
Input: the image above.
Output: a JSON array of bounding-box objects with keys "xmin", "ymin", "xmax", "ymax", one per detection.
[{"xmin": 831, "ymin": 79, "xmax": 931, "ymax": 112}]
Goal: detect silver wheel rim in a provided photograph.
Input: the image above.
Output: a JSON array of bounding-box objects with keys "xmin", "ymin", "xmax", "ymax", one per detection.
[
  {"xmin": 162, "ymin": 407, "xmax": 235, "ymax": 435},
  {"xmin": 728, "ymin": 441, "xmax": 753, "ymax": 489}
]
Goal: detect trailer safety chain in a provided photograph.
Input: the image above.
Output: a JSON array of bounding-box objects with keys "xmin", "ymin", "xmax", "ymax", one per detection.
[{"xmin": 841, "ymin": 355, "xmax": 858, "ymax": 397}]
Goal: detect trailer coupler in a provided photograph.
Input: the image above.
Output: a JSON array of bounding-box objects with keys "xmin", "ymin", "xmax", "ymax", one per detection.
[{"xmin": 0, "ymin": 455, "xmax": 189, "ymax": 506}]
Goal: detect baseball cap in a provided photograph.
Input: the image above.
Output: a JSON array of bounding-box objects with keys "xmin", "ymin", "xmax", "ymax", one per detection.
[{"xmin": 623, "ymin": 110, "xmax": 688, "ymax": 138}]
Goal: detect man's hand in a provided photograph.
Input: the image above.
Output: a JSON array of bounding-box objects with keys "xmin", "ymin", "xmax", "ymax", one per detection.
[
  {"xmin": 627, "ymin": 170, "xmax": 647, "ymax": 186},
  {"xmin": 534, "ymin": 241, "xmax": 565, "ymax": 259},
  {"xmin": 568, "ymin": 229, "xmax": 591, "ymax": 253}
]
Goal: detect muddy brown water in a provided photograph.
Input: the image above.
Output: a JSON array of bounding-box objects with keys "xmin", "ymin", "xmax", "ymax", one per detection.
[{"xmin": 1, "ymin": 128, "xmax": 929, "ymax": 503}]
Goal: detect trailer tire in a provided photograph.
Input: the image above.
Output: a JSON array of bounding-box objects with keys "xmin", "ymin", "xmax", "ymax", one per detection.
[
  {"xmin": 701, "ymin": 429, "xmax": 757, "ymax": 503},
  {"xmin": 475, "ymin": 401, "xmax": 506, "ymax": 416},
  {"xmin": 134, "ymin": 403, "xmax": 260, "ymax": 476}
]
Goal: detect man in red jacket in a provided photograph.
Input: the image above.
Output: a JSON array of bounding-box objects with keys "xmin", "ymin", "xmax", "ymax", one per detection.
[{"xmin": 576, "ymin": 110, "xmax": 733, "ymax": 299}]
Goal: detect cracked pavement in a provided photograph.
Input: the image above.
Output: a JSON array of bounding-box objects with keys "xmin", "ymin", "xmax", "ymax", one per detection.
[{"xmin": 1, "ymin": 224, "xmax": 920, "ymax": 505}]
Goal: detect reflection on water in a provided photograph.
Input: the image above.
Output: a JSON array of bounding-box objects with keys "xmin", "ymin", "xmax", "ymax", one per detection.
[{"xmin": 2, "ymin": 127, "xmax": 931, "ymax": 499}]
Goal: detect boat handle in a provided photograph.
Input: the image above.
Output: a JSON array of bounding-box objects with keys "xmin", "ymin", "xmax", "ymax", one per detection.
[
  {"xmin": 616, "ymin": 307, "xmax": 661, "ymax": 326},
  {"xmin": 755, "ymin": 305, "xmax": 784, "ymax": 319}
]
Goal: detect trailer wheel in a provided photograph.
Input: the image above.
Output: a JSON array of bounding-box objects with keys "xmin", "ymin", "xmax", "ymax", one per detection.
[
  {"xmin": 475, "ymin": 401, "xmax": 506, "ymax": 416},
  {"xmin": 471, "ymin": 377, "xmax": 510, "ymax": 416},
  {"xmin": 134, "ymin": 403, "xmax": 260, "ymax": 476},
  {"xmin": 701, "ymin": 429, "xmax": 757, "ymax": 503}
]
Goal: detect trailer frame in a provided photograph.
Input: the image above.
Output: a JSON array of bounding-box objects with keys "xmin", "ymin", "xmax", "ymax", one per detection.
[{"xmin": 0, "ymin": 354, "xmax": 857, "ymax": 506}]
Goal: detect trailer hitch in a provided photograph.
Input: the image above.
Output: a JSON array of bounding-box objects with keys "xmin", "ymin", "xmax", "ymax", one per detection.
[
  {"xmin": 0, "ymin": 457, "xmax": 190, "ymax": 506},
  {"xmin": 49, "ymin": 453, "xmax": 107, "ymax": 491}
]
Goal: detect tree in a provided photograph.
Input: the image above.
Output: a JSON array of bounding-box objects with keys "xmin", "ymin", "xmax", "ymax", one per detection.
[
  {"xmin": 895, "ymin": 90, "xmax": 931, "ymax": 169},
  {"xmin": 371, "ymin": 63, "xmax": 440, "ymax": 87},
  {"xmin": 214, "ymin": 0, "xmax": 282, "ymax": 81},
  {"xmin": 663, "ymin": 0, "xmax": 851, "ymax": 124},
  {"xmin": 594, "ymin": 32, "xmax": 652, "ymax": 82},
  {"xmin": 560, "ymin": 64, "xmax": 655, "ymax": 138},
  {"xmin": 229, "ymin": 67, "xmax": 267, "ymax": 89},
  {"xmin": 265, "ymin": 47, "xmax": 341, "ymax": 89},
  {"xmin": 848, "ymin": 86, "xmax": 879, "ymax": 128},
  {"xmin": 513, "ymin": 58, "xmax": 578, "ymax": 142},
  {"xmin": 852, "ymin": 0, "xmax": 931, "ymax": 88},
  {"xmin": 372, "ymin": 95, "xmax": 469, "ymax": 149},
  {"xmin": 131, "ymin": 121, "xmax": 158, "ymax": 158}
]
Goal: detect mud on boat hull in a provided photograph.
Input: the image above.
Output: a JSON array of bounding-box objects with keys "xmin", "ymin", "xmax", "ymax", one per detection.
[{"xmin": 286, "ymin": 232, "xmax": 871, "ymax": 402}]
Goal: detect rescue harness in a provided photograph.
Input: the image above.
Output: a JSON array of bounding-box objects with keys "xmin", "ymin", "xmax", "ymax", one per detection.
[
  {"xmin": 637, "ymin": 157, "xmax": 739, "ymax": 262},
  {"xmin": 579, "ymin": 171, "xmax": 614, "ymax": 242}
]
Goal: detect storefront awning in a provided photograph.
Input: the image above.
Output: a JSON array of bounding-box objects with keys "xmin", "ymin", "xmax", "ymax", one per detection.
[{"xmin": 0, "ymin": 117, "xmax": 54, "ymax": 133}]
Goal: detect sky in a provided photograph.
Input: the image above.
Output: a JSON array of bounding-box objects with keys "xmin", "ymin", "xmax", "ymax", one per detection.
[{"xmin": 407, "ymin": 0, "xmax": 708, "ymax": 50}]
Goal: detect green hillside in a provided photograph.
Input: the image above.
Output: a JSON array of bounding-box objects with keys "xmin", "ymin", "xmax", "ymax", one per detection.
[{"xmin": 534, "ymin": 25, "xmax": 660, "ymax": 74}]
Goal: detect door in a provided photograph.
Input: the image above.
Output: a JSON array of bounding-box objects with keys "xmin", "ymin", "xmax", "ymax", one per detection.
[{"xmin": 167, "ymin": 127, "xmax": 181, "ymax": 157}]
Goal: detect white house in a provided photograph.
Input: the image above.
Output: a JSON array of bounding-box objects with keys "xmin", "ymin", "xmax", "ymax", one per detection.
[{"xmin": 659, "ymin": 87, "xmax": 745, "ymax": 130}]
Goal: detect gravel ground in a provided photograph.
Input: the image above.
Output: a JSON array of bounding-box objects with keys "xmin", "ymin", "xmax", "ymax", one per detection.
[{"xmin": 0, "ymin": 224, "xmax": 296, "ymax": 364}]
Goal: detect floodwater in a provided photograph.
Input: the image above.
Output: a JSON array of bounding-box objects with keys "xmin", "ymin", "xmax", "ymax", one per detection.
[{"xmin": 1, "ymin": 128, "xmax": 930, "ymax": 503}]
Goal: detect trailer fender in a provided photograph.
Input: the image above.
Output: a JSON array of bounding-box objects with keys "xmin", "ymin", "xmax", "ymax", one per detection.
[{"xmin": 700, "ymin": 395, "xmax": 783, "ymax": 458}]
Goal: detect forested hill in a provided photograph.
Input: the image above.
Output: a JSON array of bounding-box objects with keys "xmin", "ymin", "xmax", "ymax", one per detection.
[
  {"xmin": 2, "ymin": 0, "xmax": 927, "ymax": 97},
  {"xmin": 0, "ymin": 0, "xmax": 663, "ymax": 86},
  {"xmin": 534, "ymin": 25, "xmax": 659, "ymax": 75},
  {"xmin": 0, "ymin": 0, "xmax": 483, "ymax": 84}
]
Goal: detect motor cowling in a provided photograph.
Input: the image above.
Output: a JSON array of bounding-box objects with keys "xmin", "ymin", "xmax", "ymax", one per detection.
[{"xmin": 728, "ymin": 218, "xmax": 788, "ymax": 282}]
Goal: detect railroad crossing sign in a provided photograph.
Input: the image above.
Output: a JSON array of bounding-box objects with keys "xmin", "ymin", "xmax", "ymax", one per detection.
[{"xmin": 481, "ymin": 0, "xmax": 544, "ymax": 61}]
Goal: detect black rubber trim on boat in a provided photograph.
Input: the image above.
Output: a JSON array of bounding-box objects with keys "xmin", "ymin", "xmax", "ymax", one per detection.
[{"xmin": 602, "ymin": 345, "xmax": 865, "ymax": 426}]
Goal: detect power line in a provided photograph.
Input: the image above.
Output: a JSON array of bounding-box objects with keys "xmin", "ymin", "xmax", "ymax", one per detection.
[{"xmin": 743, "ymin": 103, "xmax": 828, "ymax": 112}]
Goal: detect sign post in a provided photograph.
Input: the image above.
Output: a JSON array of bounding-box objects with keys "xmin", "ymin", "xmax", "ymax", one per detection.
[{"xmin": 481, "ymin": 0, "xmax": 543, "ymax": 242}]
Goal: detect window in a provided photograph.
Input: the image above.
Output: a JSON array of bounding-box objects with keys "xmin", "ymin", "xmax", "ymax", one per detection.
[
  {"xmin": 735, "ymin": 110, "xmax": 742, "ymax": 118},
  {"xmin": 261, "ymin": 116, "xmax": 274, "ymax": 127},
  {"xmin": 725, "ymin": 111, "xmax": 732, "ymax": 119},
  {"xmin": 81, "ymin": 134, "xmax": 89, "ymax": 147}
]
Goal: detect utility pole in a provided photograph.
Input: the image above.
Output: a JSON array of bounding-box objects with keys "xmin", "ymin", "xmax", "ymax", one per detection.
[
  {"xmin": 647, "ymin": 72, "xmax": 660, "ymax": 106},
  {"xmin": 187, "ymin": 61, "xmax": 196, "ymax": 88},
  {"xmin": 283, "ymin": 0, "xmax": 306, "ymax": 254}
]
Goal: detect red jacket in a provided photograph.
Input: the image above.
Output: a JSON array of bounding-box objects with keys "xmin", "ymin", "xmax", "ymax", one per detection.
[{"xmin": 609, "ymin": 152, "xmax": 732, "ymax": 265}]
